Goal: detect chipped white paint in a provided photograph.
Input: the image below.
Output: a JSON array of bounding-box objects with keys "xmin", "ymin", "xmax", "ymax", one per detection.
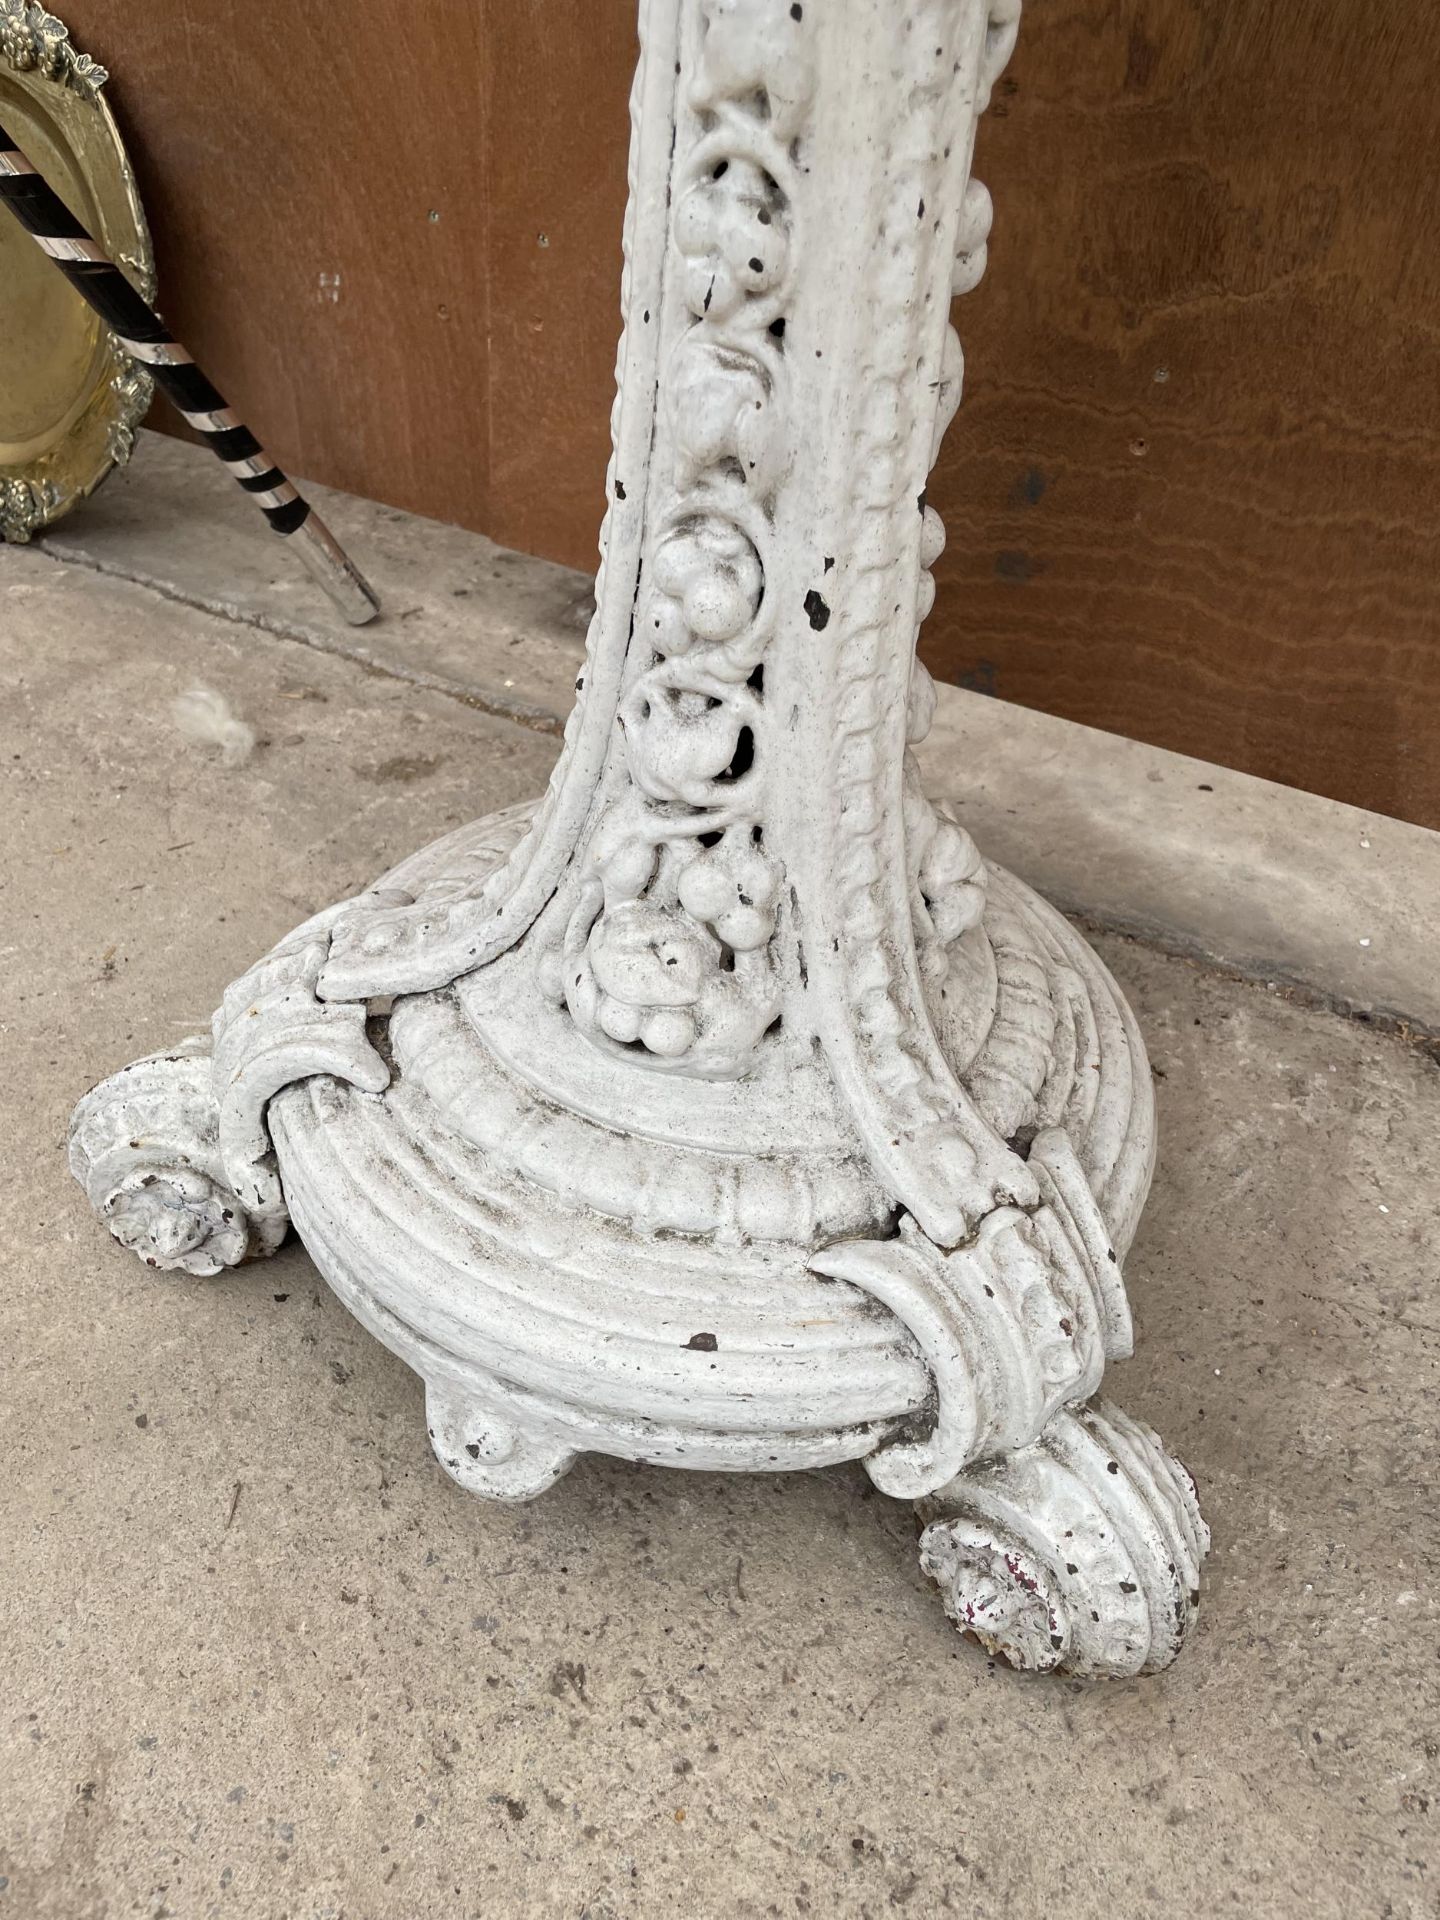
[{"xmin": 69, "ymin": 0, "xmax": 1209, "ymax": 1675}]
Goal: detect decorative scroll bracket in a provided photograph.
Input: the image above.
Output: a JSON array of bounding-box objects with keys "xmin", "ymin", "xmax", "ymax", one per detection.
[{"xmin": 812, "ymin": 1129, "xmax": 1133, "ymax": 1499}]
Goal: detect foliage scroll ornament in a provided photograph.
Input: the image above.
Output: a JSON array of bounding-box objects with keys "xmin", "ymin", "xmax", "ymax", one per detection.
[{"xmin": 0, "ymin": 0, "xmax": 108, "ymax": 99}]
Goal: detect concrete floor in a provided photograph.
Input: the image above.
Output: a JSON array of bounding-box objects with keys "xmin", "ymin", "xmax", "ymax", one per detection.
[{"xmin": 2, "ymin": 548, "xmax": 1437, "ymax": 1920}]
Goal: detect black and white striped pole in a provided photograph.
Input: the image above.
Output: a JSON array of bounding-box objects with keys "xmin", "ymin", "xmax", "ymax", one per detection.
[{"xmin": 0, "ymin": 117, "xmax": 380, "ymax": 626}]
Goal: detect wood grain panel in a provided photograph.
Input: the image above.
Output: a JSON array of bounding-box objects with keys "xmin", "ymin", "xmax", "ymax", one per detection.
[
  {"xmin": 54, "ymin": 0, "xmax": 494, "ymax": 529},
  {"xmin": 481, "ymin": 0, "xmax": 635, "ymax": 567},
  {"xmin": 37, "ymin": 0, "xmax": 1440, "ymax": 823},
  {"xmin": 925, "ymin": 0, "xmax": 1440, "ymax": 825}
]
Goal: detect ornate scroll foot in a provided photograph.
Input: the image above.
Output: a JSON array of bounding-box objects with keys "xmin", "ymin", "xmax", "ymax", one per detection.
[
  {"xmin": 70, "ymin": 898, "xmax": 390, "ymax": 1279},
  {"xmin": 424, "ymin": 1379, "xmax": 578, "ymax": 1503},
  {"xmin": 68, "ymin": 1044, "xmax": 287, "ymax": 1276},
  {"xmin": 916, "ymin": 1398, "xmax": 1209, "ymax": 1677}
]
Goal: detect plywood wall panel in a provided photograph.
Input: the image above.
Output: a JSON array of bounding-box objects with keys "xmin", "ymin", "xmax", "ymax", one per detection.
[
  {"xmin": 925, "ymin": 0, "xmax": 1440, "ymax": 825},
  {"xmin": 481, "ymin": 0, "xmax": 635, "ymax": 568},
  {"xmin": 41, "ymin": 0, "xmax": 1440, "ymax": 823},
  {"xmin": 56, "ymin": 0, "xmax": 495, "ymax": 530}
]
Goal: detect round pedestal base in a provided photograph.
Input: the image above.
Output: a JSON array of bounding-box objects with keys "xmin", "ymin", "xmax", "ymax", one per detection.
[
  {"xmin": 260, "ymin": 802, "xmax": 1154, "ymax": 1492},
  {"xmin": 69, "ymin": 802, "xmax": 1208, "ymax": 1676}
]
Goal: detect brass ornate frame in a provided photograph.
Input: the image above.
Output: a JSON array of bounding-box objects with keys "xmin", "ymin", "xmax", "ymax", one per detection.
[{"xmin": 0, "ymin": 2, "xmax": 152, "ymax": 541}]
